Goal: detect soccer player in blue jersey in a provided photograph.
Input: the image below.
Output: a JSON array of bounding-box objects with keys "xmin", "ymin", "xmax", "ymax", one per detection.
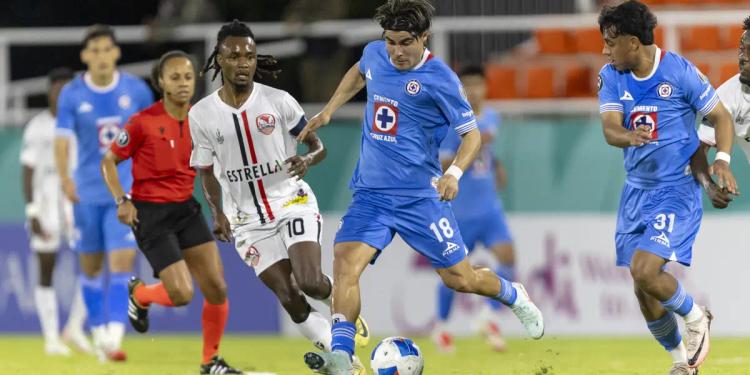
[
  {"xmin": 597, "ymin": 2, "xmax": 738, "ymax": 374},
  {"xmin": 298, "ymin": 1, "xmax": 544, "ymax": 373},
  {"xmin": 53, "ymin": 24, "xmax": 154, "ymax": 361},
  {"xmin": 433, "ymin": 66, "xmax": 516, "ymax": 353}
]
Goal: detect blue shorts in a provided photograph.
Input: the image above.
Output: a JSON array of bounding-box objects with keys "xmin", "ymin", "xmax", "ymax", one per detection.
[
  {"xmin": 615, "ymin": 181, "xmax": 702, "ymax": 267},
  {"xmin": 73, "ymin": 202, "xmax": 137, "ymax": 253},
  {"xmin": 456, "ymin": 206, "xmax": 513, "ymax": 253},
  {"xmin": 335, "ymin": 190, "xmax": 468, "ymax": 268}
]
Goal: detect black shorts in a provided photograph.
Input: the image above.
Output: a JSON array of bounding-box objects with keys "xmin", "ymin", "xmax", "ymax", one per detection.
[{"xmin": 132, "ymin": 197, "xmax": 214, "ymax": 277}]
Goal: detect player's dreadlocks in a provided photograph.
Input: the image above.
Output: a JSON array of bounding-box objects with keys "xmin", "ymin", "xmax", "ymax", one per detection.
[
  {"xmin": 374, "ymin": 0, "xmax": 434, "ymax": 37},
  {"xmin": 201, "ymin": 19, "xmax": 280, "ymax": 82},
  {"xmin": 743, "ymin": 15, "xmax": 750, "ymax": 31},
  {"xmin": 150, "ymin": 50, "xmax": 195, "ymax": 94},
  {"xmin": 598, "ymin": 0, "xmax": 657, "ymax": 45}
]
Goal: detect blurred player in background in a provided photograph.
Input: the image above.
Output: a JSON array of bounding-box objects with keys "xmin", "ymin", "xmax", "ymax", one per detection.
[
  {"xmin": 597, "ymin": 2, "xmax": 738, "ymax": 374},
  {"xmin": 298, "ymin": 1, "xmax": 544, "ymax": 373},
  {"xmin": 101, "ymin": 51, "xmax": 242, "ymax": 374},
  {"xmin": 433, "ymin": 66, "xmax": 515, "ymax": 353},
  {"xmin": 190, "ymin": 20, "xmax": 368, "ymax": 373},
  {"xmin": 54, "ymin": 24, "xmax": 154, "ymax": 361},
  {"xmin": 21, "ymin": 67, "xmax": 92, "ymax": 357}
]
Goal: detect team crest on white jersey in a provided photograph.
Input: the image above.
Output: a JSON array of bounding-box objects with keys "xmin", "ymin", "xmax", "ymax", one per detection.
[
  {"xmin": 657, "ymin": 83, "xmax": 673, "ymax": 98},
  {"xmin": 405, "ymin": 80, "xmax": 421, "ymax": 95},
  {"xmin": 244, "ymin": 246, "xmax": 260, "ymax": 267},
  {"xmin": 118, "ymin": 95, "xmax": 132, "ymax": 110},
  {"xmin": 256, "ymin": 113, "xmax": 276, "ymax": 135}
]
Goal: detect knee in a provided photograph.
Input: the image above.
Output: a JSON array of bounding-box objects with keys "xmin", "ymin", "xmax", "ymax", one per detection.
[
  {"xmin": 630, "ymin": 265, "xmax": 657, "ymax": 289},
  {"xmin": 205, "ymin": 278, "xmax": 228, "ymax": 303},
  {"xmin": 167, "ymin": 285, "xmax": 194, "ymax": 306}
]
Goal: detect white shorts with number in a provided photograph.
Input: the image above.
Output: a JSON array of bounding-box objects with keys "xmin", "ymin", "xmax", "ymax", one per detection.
[{"xmin": 232, "ymin": 191, "xmax": 322, "ymax": 276}]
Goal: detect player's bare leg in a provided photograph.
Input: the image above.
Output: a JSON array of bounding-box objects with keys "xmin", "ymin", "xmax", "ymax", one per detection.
[
  {"xmin": 630, "ymin": 250, "xmax": 711, "ymax": 369},
  {"xmin": 304, "ymin": 241, "xmax": 377, "ymax": 374},
  {"xmin": 436, "ymin": 258, "xmax": 543, "ymax": 339},
  {"xmin": 288, "ymin": 242, "xmax": 332, "ymax": 301},
  {"xmin": 34, "ymin": 252, "xmax": 71, "ymax": 356}
]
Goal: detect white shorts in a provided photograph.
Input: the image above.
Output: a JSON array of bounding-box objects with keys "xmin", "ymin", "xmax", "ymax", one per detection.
[
  {"xmin": 233, "ymin": 199, "xmax": 322, "ymax": 276},
  {"xmin": 29, "ymin": 198, "xmax": 73, "ymax": 253}
]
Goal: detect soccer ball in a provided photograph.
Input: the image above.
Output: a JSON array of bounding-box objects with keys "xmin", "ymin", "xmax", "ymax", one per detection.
[{"xmin": 370, "ymin": 336, "xmax": 424, "ymax": 375}]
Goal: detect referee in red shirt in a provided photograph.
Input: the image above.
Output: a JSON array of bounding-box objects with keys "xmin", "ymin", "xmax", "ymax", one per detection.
[{"xmin": 101, "ymin": 51, "xmax": 241, "ymax": 374}]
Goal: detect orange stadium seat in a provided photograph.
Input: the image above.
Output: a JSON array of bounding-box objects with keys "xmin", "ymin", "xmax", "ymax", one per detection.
[
  {"xmin": 719, "ymin": 60, "xmax": 739, "ymax": 84},
  {"xmin": 535, "ymin": 29, "xmax": 574, "ymax": 54},
  {"xmin": 485, "ymin": 65, "xmax": 518, "ymax": 99},
  {"xmin": 722, "ymin": 25, "xmax": 744, "ymax": 50},
  {"xmin": 573, "ymin": 28, "xmax": 603, "ymax": 54},
  {"xmin": 681, "ymin": 26, "xmax": 722, "ymax": 52},
  {"xmin": 525, "ymin": 66, "xmax": 557, "ymax": 98},
  {"xmin": 654, "ymin": 27, "xmax": 665, "ymax": 47},
  {"xmin": 564, "ymin": 65, "xmax": 594, "ymax": 97}
]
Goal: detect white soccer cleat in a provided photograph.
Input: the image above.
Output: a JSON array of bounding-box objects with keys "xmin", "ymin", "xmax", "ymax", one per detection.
[
  {"xmin": 44, "ymin": 340, "xmax": 72, "ymax": 357},
  {"xmin": 669, "ymin": 362, "xmax": 698, "ymax": 375},
  {"xmin": 352, "ymin": 355, "xmax": 366, "ymax": 375},
  {"xmin": 686, "ymin": 306, "xmax": 713, "ymax": 368},
  {"xmin": 304, "ymin": 350, "xmax": 353, "ymax": 375},
  {"xmin": 509, "ymin": 282, "xmax": 544, "ymax": 339},
  {"xmin": 62, "ymin": 327, "xmax": 93, "ymax": 354}
]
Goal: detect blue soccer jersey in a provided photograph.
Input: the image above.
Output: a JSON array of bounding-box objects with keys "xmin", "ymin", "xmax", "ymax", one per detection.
[
  {"xmin": 598, "ymin": 48, "xmax": 720, "ymax": 189},
  {"xmin": 55, "ymin": 71, "xmax": 153, "ymax": 203},
  {"xmin": 351, "ymin": 41, "xmax": 478, "ymax": 198}
]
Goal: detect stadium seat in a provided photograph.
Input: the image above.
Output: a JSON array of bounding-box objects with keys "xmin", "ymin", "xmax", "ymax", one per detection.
[
  {"xmin": 681, "ymin": 26, "xmax": 722, "ymax": 52},
  {"xmin": 485, "ymin": 65, "xmax": 518, "ymax": 99},
  {"xmin": 525, "ymin": 66, "xmax": 557, "ymax": 98},
  {"xmin": 654, "ymin": 27, "xmax": 665, "ymax": 47},
  {"xmin": 573, "ymin": 28, "xmax": 603, "ymax": 54},
  {"xmin": 535, "ymin": 29, "xmax": 574, "ymax": 54},
  {"xmin": 722, "ymin": 25, "xmax": 744, "ymax": 50},
  {"xmin": 564, "ymin": 65, "xmax": 594, "ymax": 97},
  {"xmin": 719, "ymin": 60, "xmax": 739, "ymax": 84}
]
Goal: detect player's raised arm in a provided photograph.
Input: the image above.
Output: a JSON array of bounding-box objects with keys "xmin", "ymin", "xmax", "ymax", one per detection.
[
  {"xmin": 703, "ymin": 102, "xmax": 739, "ymax": 194},
  {"xmin": 296, "ymin": 62, "xmax": 366, "ymax": 141}
]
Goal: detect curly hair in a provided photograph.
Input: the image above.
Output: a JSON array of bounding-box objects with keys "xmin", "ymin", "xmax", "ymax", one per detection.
[
  {"xmin": 374, "ymin": 0, "xmax": 435, "ymax": 36},
  {"xmin": 201, "ymin": 19, "xmax": 280, "ymax": 83},
  {"xmin": 598, "ymin": 0, "xmax": 657, "ymax": 45}
]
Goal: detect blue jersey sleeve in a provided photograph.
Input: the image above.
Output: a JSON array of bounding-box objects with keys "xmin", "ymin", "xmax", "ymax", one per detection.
[
  {"xmin": 55, "ymin": 84, "xmax": 76, "ymax": 138},
  {"xmin": 681, "ymin": 63, "xmax": 720, "ymax": 117},
  {"xmin": 135, "ymin": 79, "xmax": 155, "ymax": 110},
  {"xmin": 432, "ymin": 69, "xmax": 477, "ymax": 135},
  {"xmin": 598, "ymin": 65, "xmax": 623, "ymax": 113},
  {"xmin": 438, "ymin": 129, "xmax": 461, "ymax": 158}
]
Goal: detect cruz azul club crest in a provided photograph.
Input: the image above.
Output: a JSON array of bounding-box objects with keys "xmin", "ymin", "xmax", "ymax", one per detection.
[{"xmin": 256, "ymin": 113, "xmax": 276, "ymax": 135}]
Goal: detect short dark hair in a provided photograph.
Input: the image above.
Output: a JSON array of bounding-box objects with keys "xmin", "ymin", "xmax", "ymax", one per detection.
[
  {"xmin": 82, "ymin": 24, "xmax": 117, "ymax": 48},
  {"xmin": 150, "ymin": 50, "xmax": 195, "ymax": 94},
  {"xmin": 458, "ymin": 65, "xmax": 485, "ymax": 79},
  {"xmin": 48, "ymin": 67, "xmax": 74, "ymax": 84},
  {"xmin": 374, "ymin": 0, "xmax": 434, "ymax": 36},
  {"xmin": 201, "ymin": 19, "xmax": 280, "ymax": 83},
  {"xmin": 598, "ymin": 0, "xmax": 657, "ymax": 45},
  {"xmin": 743, "ymin": 15, "xmax": 750, "ymax": 31}
]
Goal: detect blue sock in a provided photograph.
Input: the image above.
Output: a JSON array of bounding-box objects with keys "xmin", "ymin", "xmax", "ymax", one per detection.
[
  {"xmin": 647, "ymin": 312, "xmax": 682, "ymax": 351},
  {"xmin": 331, "ymin": 316, "xmax": 356, "ymax": 356},
  {"xmin": 661, "ymin": 282, "xmax": 694, "ymax": 317},
  {"xmin": 493, "ymin": 276, "xmax": 517, "ymax": 306},
  {"xmin": 107, "ymin": 272, "xmax": 132, "ymax": 324},
  {"xmin": 437, "ymin": 283, "xmax": 455, "ymax": 321},
  {"xmin": 487, "ymin": 264, "xmax": 515, "ymax": 311},
  {"xmin": 80, "ymin": 274, "xmax": 106, "ymax": 327}
]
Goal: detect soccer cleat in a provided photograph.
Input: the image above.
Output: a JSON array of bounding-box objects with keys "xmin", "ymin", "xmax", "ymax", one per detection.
[
  {"xmin": 200, "ymin": 355, "xmax": 242, "ymax": 374},
  {"xmin": 106, "ymin": 349, "xmax": 127, "ymax": 362},
  {"xmin": 431, "ymin": 329, "xmax": 455, "ymax": 353},
  {"xmin": 44, "ymin": 340, "xmax": 72, "ymax": 357},
  {"xmin": 352, "ymin": 355, "xmax": 366, "ymax": 375},
  {"xmin": 304, "ymin": 350, "xmax": 353, "ymax": 375},
  {"xmin": 484, "ymin": 321, "xmax": 508, "ymax": 352},
  {"xmin": 354, "ymin": 315, "xmax": 370, "ymax": 347},
  {"xmin": 127, "ymin": 277, "xmax": 150, "ymax": 333},
  {"xmin": 670, "ymin": 363, "xmax": 698, "ymax": 375},
  {"xmin": 509, "ymin": 282, "xmax": 545, "ymax": 339},
  {"xmin": 686, "ymin": 306, "xmax": 713, "ymax": 368},
  {"xmin": 62, "ymin": 327, "xmax": 93, "ymax": 354}
]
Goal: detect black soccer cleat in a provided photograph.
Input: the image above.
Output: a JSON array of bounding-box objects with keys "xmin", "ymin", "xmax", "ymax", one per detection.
[
  {"xmin": 304, "ymin": 352, "xmax": 325, "ymax": 371},
  {"xmin": 200, "ymin": 355, "xmax": 242, "ymax": 374},
  {"xmin": 127, "ymin": 277, "xmax": 149, "ymax": 333}
]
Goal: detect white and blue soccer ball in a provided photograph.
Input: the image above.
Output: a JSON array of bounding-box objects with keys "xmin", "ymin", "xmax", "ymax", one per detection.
[{"xmin": 370, "ymin": 336, "xmax": 424, "ymax": 375}]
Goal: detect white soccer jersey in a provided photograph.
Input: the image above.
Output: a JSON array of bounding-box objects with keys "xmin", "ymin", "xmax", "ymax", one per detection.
[
  {"xmin": 20, "ymin": 110, "xmax": 75, "ymax": 248},
  {"xmin": 697, "ymin": 74, "xmax": 750, "ymax": 162},
  {"xmin": 189, "ymin": 83, "xmax": 312, "ymax": 227}
]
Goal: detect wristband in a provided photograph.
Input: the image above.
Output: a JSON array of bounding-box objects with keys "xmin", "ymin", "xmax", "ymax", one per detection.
[
  {"xmin": 715, "ymin": 151, "xmax": 731, "ymax": 165},
  {"xmin": 25, "ymin": 203, "xmax": 40, "ymax": 218},
  {"xmin": 115, "ymin": 194, "xmax": 131, "ymax": 206},
  {"xmin": 445, "ymin": 165, "xmax": 464, "ymax": 180}
]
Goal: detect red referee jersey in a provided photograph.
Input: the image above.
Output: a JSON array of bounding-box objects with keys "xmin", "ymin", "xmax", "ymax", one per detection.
[{"xmin": 111, "ymin": 101, "xmax": 195, "ymax": 203}]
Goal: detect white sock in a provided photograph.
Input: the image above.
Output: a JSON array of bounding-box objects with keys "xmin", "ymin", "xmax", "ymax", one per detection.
[
  {"xmin": 107, "ymin": 322, "xmax": 126, "ymax": 350},
  {"xmin": 669, "ymin": 341, "xmax": 688, "ymax": 363},
  {"xmin": 34, "ymin": 286, "xmax": 61, "ymax": 345},
  {"xmin": 297, "ymin": 310, "xmax": 332, "ymax": 351},
  {"xmin": 91, "ymin": 324, "xmax": 109, "ymax": 349},
  {"xmin": 684, "ymin": 304, "xmax": 704, "ymax": 324},
  {"xmin": 64, "ymin": 282, "xmax": 88, "ymax": 333}
]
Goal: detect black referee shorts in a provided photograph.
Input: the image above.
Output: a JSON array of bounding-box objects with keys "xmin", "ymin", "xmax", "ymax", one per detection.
[{"xmin": 132, "ymin": 197, "xmax": 214, "ymax": 278}]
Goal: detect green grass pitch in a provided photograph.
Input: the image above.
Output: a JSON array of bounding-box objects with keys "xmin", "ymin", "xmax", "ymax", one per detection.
[{"xmin": 1, "ymin": 335, "xmax": 748, "ymax": 374}]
